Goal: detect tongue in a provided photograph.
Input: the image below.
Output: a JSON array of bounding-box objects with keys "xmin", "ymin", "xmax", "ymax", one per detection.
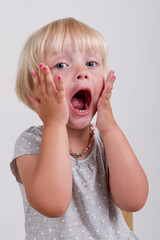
[{"xmin": 71, "ymin": 97, "xmax": 85, "ymax": 110}]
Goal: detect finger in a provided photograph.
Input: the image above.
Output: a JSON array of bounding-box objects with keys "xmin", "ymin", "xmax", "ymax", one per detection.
[
  {"xmin": 31, "ymin": 69, "xmax": 42, "ymax": 98},
  {"xmin": 31, "ymin": 69, "xmax": 40, "ymax": 88},
  {"xmin": 57, "ymin": 76, "xmax": 64, "ymax": 92},
  {"xmin": 103, "ymin": 85, "xmax": 113, "ymax": 101},
  {"xmin": 56, "ymin": 76, "xmax": 65, "ymax": 103},
  {"xmin": 39, "ymin": 63, "xmax": 47, "ymax": 95},
  {"xmin": 104, "ymin": 70, "xmax": 116, "ymax": 96},
  {"xmin": 106, "ymin": 70, "xmax": 116, "ymax": 90},
  {"xmin": 42, "ymin": 65, "xmax": 57, "ymax": 96}
]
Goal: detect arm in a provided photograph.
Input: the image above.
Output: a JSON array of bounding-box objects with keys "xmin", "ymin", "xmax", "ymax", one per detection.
[
  {"xmin": 97, "ymin": 71, "xmax": 149, "ymax": 212},
  {"xmin": 17, "ymin": 64, "xmax": 72, "ymax": 217}
]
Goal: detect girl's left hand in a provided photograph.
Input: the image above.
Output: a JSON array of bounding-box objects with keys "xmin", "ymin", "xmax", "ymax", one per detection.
[{"xmin": 96, "ymin": 70, "xmax": 117, "ymax": 134}]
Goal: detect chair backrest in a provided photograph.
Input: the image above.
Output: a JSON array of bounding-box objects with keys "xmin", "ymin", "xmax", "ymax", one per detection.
[{"xmin": 121, "ymin": 211, "xmax": 133, "ymax": 231}]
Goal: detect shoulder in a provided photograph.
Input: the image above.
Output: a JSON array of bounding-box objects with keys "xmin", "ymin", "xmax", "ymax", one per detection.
[
  {"xmin": 16, "ymin": 125, "xmax": 42, "ymax": 141},
  {"xmin": 15, "ymin": 126, "xmax": 42, "ymax": 148},
  {"xmin": 14, "ymin": 125, "xmax": 42, "ymax": 155},
  {"xmin": 10, "ymin": 126, "xmax": 42, "ymax": 182}
]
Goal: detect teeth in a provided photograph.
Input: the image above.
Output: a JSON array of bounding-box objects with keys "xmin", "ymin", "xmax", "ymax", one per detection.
[{"xmin": 75, "ymin": 109, "xmax": 88, "ymax": 113}]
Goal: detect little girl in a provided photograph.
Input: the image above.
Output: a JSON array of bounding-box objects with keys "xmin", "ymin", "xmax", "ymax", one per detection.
[{"xmin": 10, "ymin": 17, "xmax": 148, "ymax": 240}]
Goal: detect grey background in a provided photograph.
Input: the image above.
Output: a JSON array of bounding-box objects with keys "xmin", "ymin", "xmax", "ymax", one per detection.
[{"xmin": 0, "ymin": 0, "xmax": 159, "ymax": 239}]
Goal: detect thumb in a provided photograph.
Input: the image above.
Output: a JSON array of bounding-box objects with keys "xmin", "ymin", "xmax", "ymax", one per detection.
[{"xmin": 29, "ymin": 97, "xmax": 40, "ymax": 114}]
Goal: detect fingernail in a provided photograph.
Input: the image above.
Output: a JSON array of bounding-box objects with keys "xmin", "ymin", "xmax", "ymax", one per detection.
[
  {"xmin": 29, "ymin": 98, "xmax": 32, "ymax": 102},
  {"xmin": 39, "ymin": 64, "xmax": 43, "ymax": 68},
  {"xmin": 113, "ymin": 75, "xmax": 116, "ymax": 80},
  {"xmin": 58, "ymin": 76, "xmax": 61, "ymax": 80},
  {"xmin": 43, "ymin": 67, "xmax": 47, "ymax": 71}
]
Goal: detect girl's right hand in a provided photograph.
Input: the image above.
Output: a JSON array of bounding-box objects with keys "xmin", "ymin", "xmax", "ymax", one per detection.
[{"xmin": 30, "ymin": 63, "xmax": 69, "ymax": 127}]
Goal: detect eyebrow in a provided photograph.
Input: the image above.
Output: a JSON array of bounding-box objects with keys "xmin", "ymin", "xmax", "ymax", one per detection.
[
  {"xmin": 46, "ymin": 49, "xmax": 102, "ymax": 67},
  {"xmin": 46, "ymin": 52, "xmax": 68, "ymax": 66}
]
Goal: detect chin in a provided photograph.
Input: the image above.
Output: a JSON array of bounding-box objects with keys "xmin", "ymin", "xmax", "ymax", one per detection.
[{"xmin": 67, "ymin": 116, "xmax": 93, "ymax": 130}]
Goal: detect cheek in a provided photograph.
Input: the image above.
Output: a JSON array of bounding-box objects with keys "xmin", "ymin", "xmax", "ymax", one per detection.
[
  {"xmin": 50, "ymin": 71, "xmax": 61, "ymax": 88},
  {"xmin": 94, "ymin": 77, "xmax": 104, "ymax": 98},
  {"xmin": 63, "ymin": 83, "xmax": 71, "ymax": 103},
  {"xmin": 51, "ymin": 68, "xmax": 70, "ymax": 83}
]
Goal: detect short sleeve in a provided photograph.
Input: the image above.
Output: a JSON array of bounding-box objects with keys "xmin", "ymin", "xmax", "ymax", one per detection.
[{"xmin": 10, "ymin": 126, "xmax": 42, "ymax": 183}]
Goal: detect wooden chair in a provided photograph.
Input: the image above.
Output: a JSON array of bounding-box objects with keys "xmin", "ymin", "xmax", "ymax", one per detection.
[{"xmin": 121, "ymin": 211, "xmax": 133, "ymax": 231}]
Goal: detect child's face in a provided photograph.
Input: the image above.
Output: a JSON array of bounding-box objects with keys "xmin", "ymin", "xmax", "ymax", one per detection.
[{"xmin": 45, "ymin": 39, "xmax": 104, "ymax": 129}]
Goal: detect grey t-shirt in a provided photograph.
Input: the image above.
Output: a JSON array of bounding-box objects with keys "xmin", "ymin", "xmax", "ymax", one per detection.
[{"xmin": 10, "ymin": 126, "xmax": 139, "ymax": 240}]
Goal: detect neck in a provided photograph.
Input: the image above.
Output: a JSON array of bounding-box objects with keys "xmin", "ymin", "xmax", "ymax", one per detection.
[
  {"xmin": 67, "ymin": 124, "xmax": 91, "ymax": 155},
  {"xmin": 67, "ymin": 125, "xmax": 90, "ymax": 140},
  {"xmin": 67, "ymin": 123, "xmax": 95, "ymax": 160}
]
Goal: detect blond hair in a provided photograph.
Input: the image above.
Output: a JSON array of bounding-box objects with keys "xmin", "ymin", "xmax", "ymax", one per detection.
[{"xmin": 16, "ymin": 17, "xmax": 108, "ymax": 110}]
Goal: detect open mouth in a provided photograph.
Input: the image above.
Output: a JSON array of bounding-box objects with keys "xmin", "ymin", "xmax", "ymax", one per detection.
[{"xmin": 71, "ymin": 89, "xmax": 92, "ymax": 113}]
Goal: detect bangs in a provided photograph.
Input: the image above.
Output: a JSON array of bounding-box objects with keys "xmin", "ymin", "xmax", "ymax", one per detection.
[{"xmin": 45, "ymin": 18, "xmax": 107, "ymax": 67}]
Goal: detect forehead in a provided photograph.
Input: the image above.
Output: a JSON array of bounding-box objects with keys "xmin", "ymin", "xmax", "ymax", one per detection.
[
  {"xmin": 46, "ymin": 43, "xmax": 102, "ymax": 66},
  {"xmin": 45, "ymin": 35, "xmax": 103, "ymax": 62}
]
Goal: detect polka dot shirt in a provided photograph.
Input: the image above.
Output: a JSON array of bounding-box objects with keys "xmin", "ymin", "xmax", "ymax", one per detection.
[{"xmin": 10, "ymin": 126, "xmax": 139, "ymax": 240}]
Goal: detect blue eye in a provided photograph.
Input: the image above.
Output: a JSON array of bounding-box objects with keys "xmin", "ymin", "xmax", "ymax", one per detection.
[
  {"xmin": 56, "ymin": 63, "xmax": 67, "ymax": 69},
  {"xmin": 86, "ymin": 61, "xmax": 97, "ymax": 67}
]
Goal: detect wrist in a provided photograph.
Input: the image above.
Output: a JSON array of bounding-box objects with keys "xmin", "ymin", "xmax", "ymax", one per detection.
[
  {"xmin": 42, "ymin": 121, "xmax": 67, "ymax": 130},
  {"xmin": 100, "ymin": 123, "xmax": 119, "ymax": 137}
]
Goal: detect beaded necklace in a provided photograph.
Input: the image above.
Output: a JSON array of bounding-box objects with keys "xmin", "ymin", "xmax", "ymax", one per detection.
[
  {"xmin": 41, "ymin": 123, "xmax": 95, "ymax": 160},
  {"xmin": 69, "ymin": 123, "xmax": 95, "ymax": 160}
]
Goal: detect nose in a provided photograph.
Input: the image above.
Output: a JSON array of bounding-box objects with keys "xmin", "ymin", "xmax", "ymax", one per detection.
[{"xmin": 76, "ymin": 71, "xmax": 88, "ymax": 80}]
